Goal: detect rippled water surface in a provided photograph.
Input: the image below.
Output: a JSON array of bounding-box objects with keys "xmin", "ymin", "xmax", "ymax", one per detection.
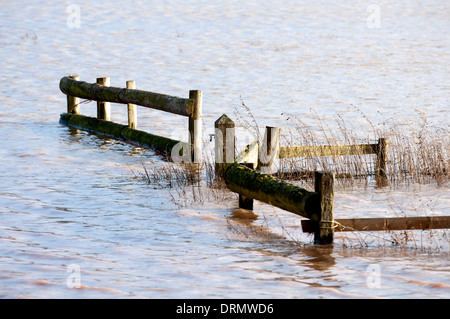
[{"xmin": 0, "ymin": 1, "xmax": 449, "ymax": 298}]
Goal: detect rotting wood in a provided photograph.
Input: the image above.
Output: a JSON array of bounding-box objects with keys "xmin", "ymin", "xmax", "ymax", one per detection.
[
  {"xmin": 301, "ymin": 216, "xmax": 450, "ymax": 233},
  {"xmin": 224, "ymin": 162, "xmax": 321, "ymax": 221},
  {"xmin": 60, "ymin": 76, "xmax": 194, "ymax": 117}
]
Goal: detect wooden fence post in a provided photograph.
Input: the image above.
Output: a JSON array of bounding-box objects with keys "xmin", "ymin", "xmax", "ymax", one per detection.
[
  {"xmin": 67, "ymin": 75, "xmax": 80, "ymax": 114},
  {"xmin": 239, "ymin": 163, "xmax": 254, "ymax": 210},
  {"xmin": 189, "ymin": 90, "xmax": 202, "ymax": 164},
  {"xmin": 126, "ymin": 80, "xmax": 137, "ymax": 129},
  {"xmin": 376, "ymin": 138, "xmax": 389, "ymax": 187},
  {"xmin": 314, "ymin": 171, "xmax": 335, "ymax": 245},
  {"xmin": 97, "ymin": 77, "xmax": 111, "ymax": 121},
  {"xmin": 259, "ymin": 126, "xmax": 280, "ymax": 174},
  {"xmin": 214, "ymin": 114, "xmax": 235, "ymax": 177}
]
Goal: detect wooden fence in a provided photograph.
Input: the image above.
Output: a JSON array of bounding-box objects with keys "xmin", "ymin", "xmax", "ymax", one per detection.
[
  {"xmin": 59, "ymin": 75, "xmax": 202, "ymax": 162},
  {"xmin": 58, "ymin": 79, "xmax": 450, "ymax": 245},
  {"xmin": 215, "ymin": 114, "xmax": 450, "ymax": 244},
  {"xmin": 261, "ymin": 126, "xmax": 390, "ymax": 187}
]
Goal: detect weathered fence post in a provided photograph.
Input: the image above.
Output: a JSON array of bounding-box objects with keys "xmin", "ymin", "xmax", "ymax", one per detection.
[
  {"xmin": 375, "ymin": 138, "xmax": 389, "ymax": 187},
  {"xmin": 259, "ymin": 126, "xmax": 280, "ymax": 174},
  {"xmin": 214, "ymin": 114, "xmax": 235, "ymax": 177},
  {"xmin": 239, "ymin": 163, "xmax": 254, "ymax": 210},
  {"xmin": 314, "ymin": 171, "xmax": 335, "ymax": 245},
  {"xmin": 67, "ymin": 75, "xmax": 80, "ymax": 114},
  {"xmin": 189, "ymin": 90, "xmax": 202, "ymax": 164},
  {"xmin": 126, "ymin": 80, "xmax": 137, "ymax": 129},
  {"xmin": 96, "ymin": 77, "xmax": 111, "ymax": 121}
]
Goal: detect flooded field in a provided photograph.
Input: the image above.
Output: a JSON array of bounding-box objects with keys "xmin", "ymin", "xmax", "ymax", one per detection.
[{"xmin": 0, "ymin": 0, "xmax": 449, "ymax": 298}]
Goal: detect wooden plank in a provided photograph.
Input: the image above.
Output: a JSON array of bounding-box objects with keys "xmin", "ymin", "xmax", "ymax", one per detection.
[
  {"xmin": 301, "ymin": 216, "xmax": 450, "ymax": 233},
  {"xmin": 224, "ymin": 162, "xmax": 321, "ymax": 221},
  {"xmin": 279, "ymin": 143, "xmax": 377, "ymax": 159},
  {"xmin": 60, "ymin": 76, "xmax": 193, "ymax": 117}
]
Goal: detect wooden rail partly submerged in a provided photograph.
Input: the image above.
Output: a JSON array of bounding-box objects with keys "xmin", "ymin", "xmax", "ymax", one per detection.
[
  {"xmin": 224, "ymin": 162, "xmax": 335, "ymax": 244},
  {"xmin": 302, "ymin": 216, "xmax": 450, "ymax": 232},
  {"xmin": 215, "ymin": 114, "xmax": 450, "ymax": 245},
  {"xmin": 59, "ymin": 75, "xmax": 202, "ymax": 162}
]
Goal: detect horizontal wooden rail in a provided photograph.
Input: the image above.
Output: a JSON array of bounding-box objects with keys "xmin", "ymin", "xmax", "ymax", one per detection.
[
  {"xmin": 279, "ymin": 143, "xmax": 378, "ymax": 158},
  {"xmin": 60, "ymin": 113, "xmax": 184, "ymax": 157},
  {"xmin": 224, "ymin": 162, "xmax": 322, "ymax": 221},
  {"xmin": 277, "ymin": 136, "xmax": 389, "ymax": 187},
  {"xmin": 301, "ymin": 216, "xmax": 450, "ymax": 233},
  {"xmin": 60, "ymin": 75, "xmax": 202, "ymax": 163},
  {"xmin": 60, "ymin": 76, "xmax": 194, "ymax": 117}
]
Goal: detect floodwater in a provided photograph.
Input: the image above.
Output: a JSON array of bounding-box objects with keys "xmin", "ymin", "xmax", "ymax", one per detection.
[{"xmin": 0, "ymin": 0, "xmax": 449, "ymax": 298}]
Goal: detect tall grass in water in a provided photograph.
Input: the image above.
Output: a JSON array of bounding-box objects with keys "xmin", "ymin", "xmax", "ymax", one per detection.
[
  {"xmin": 266, "ymin": 108, "xmax": 450, "ymax": 189},
  {"xmin": 131, "ymin": 103, "xmax": 449, "ymax": 249}
]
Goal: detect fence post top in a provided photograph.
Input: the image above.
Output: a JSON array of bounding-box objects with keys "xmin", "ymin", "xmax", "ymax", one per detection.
[{"xmin": 215, "ymin": 114, "xmax": 234, "ymax": 126}]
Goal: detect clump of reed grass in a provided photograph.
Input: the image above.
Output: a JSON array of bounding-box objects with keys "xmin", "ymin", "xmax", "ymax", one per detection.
[
  {"xmin": 131, "ymin": 160, "xmax": 200, "ymax": 188},
  {"xmin": 270, "ymin": 107, "xmax": 449, "ymax": 189}
]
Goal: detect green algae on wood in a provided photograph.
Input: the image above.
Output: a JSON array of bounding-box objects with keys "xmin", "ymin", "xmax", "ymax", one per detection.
[
  {"xmin": 60, "ymin": 113, "xmax": 125, "ymax": 139},
  {"xmin": 59, "ymin": 113, "xmax": 182, "ymax": 158},
  {"xmin": 224, "ymin": 162, "xmax": 321, "ymax": 221}
]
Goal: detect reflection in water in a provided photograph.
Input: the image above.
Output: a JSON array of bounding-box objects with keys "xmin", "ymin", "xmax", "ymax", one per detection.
[{"xmin": 301, "ymin": 246, "xmax": 336, "ymax": 272}]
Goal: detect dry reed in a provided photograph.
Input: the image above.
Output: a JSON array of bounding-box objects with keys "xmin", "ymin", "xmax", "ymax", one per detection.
[
  {"xmin": 130, "ymin": 101, "xmax": 449, "ymax": 250},
  {"xmin": 237, "ymin": 106, "xmax": 450, "ymax": 189}
]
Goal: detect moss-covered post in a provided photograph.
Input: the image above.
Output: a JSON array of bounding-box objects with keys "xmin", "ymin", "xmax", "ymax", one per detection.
[
  {"xmin": 224, "ymin": 162, "xmax": 321, "ymax": 220},
  {"xmin": 376, "ymin": 138, "xmax": 389, "ymax": 187},
  {"xmin": 96, "ymin": 77, "xmax": 111, "ymax": 121},
  {"xmin": 67, "ymin": 75, "xmax": 80, "ymax": 114},
  {"xmin": 314, "ymin": 171, "xmax": 335, "ymax": 245},
  {"xmin": 189, "ymin": 90, "xmax": 202, "ymax": 164},
  {"xmin": 215, "ymin": 114, "xmax": 235, "ymax": 177},
  {"xmin": 259, "ymin": 126, "xmax": 280, "ymax": 174},
  {"xmin": 126, "ymin": 80, "xmax": 137, "ymax": 129}
]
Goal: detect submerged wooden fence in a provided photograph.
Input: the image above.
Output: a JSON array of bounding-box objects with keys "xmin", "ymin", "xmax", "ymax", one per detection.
[
  {"xmin": 59, "ymin": 75, "xmax": 202, "ymax": 162},
  {"xmin": 215, "ymin": 114, "xmax": 450, "ymax": 244},
  {"xmin": 58, "ymin": 77, "xmax": 450, "ymax": 245}
]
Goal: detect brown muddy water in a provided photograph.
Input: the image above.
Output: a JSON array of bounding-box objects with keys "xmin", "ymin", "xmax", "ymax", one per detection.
[{"xmin": 0, "ymin": 0, "xmax": 448, "ymax": 298}]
